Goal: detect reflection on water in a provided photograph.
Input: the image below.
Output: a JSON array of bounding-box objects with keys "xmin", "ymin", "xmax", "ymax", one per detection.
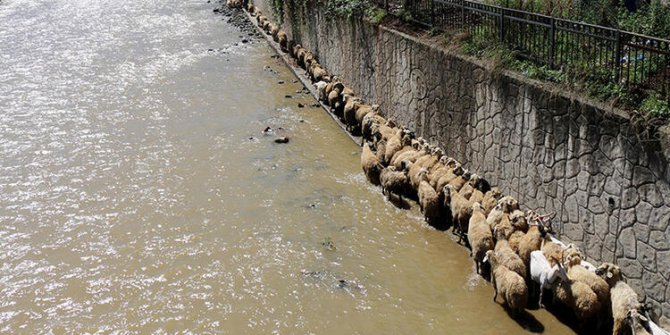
[{"xmin": 0, "ymin": 0, "xmax": 576, "ymax": 333}]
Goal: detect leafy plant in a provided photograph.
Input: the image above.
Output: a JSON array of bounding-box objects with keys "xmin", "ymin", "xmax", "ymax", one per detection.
[
  {"xmin": 641, "ymin": 95, "xmax": 670, "ymax": 118},
  {"xmin": 324, "ymin": 0, "xmax": 371, "ymax": 18},
  {"xmin": 367, "ymin": 7, "xmax": 387, "ymax": 25}
]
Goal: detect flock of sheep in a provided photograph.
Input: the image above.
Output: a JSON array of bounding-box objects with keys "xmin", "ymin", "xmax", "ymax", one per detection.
[{"xmin": 225, "ymin": 1, "xmax": 670, "ymax": 333}]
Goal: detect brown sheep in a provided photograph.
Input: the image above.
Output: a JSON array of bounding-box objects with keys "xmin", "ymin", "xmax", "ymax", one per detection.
[
  {"xmin": 481, "ymin": 187, "xmax": 502, "ymax": 215},
  {"xmin": 433, "ymin": 162, "xmax": 464, "ymax": 191},
  {"xmin": 353, "ymin": 104, "xmax": 378, "ymax": 136},
  {"xmin": 343, "ymin": 96, "xmax": 363, "ymax": 132},
  {"xmin": 269, "ymin": 24, "xmax": 280, "ymax": 41},
  {"xmin": 361, "ymin": 142, "xmax": 383, "ymax": 186},
  {"xmin": 384, "ymin": 128, "xmax": 410, "ymax": 165},
  {"xmin": 468, "ymin": 202, "xmax": 494, "ymax": 274},
  {"xmin": 390, "ymin": 141, "xmax": 425, "ymax": 169},
  {"xmin": 309, "ymin": 63, "xmax": 328, "ymax": 83},
  {"xmin": 516, "ymin": 221, "xmax": 547, "ymax": 270},
  {"xmin": 443, "ymin": 184, "xmax": 471, "ymax": 244},
  {"xmin": 290, "ymin": 43, "xmax": 302, "ymax": 59},
  {"xmin": 596, "ymin": 263, "xmax": 644, "ymax": 335},
  {"xmin": 417, "ymin": 169, "xmax": 443, "ymax": 227},
  {"xmin": 257, "ymin": 15, "xmax": 268, "ymax": 26},
  {"xmin": 487, "ymin": 196, "xmax": 519, "ymax": 230},
  {"xmin": 494, "ymin": 239, "xmax": 527, "ymax": 280},
  {"xmin": 277, "ymin": 31, "xmax": 288, "ymax": 52},
  {"xmin": 380, "ymin": 164, "xmax": 410, "ymax": 200},
  {"xmin": 486, "ymin": 250, "xmax": 529, "ymax": 316},
  {"xmin": 564, "ymin": 248, "xmax": 610, "ymax": 307}
]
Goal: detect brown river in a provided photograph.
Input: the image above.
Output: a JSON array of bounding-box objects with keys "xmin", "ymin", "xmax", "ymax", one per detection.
[{"xmin": 0, "ymin": 0, "xmax": 577, "ymax": 333}]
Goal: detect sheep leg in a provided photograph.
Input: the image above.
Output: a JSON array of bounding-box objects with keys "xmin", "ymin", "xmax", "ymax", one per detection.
[
  {"xmin": 612, "ymin": 320, "xmax": 622, "ymax": 335},
  {"xmin": 538, "ymin": 288, "xmax": 544, "ymax": 309},
  {"xmin": 491, "ymin": 276, "xmax": 498, "ymax": 302}
]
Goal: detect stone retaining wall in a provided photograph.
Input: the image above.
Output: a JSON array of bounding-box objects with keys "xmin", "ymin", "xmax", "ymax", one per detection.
[{"xmin": 258, "ymin": 1, "xmax": 670, "ymax": 323}]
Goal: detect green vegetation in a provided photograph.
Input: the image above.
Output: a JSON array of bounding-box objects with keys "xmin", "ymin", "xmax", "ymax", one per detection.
[
  {"xmin": 641, "ymin": 94, "xmax": 670, "ymax": 118},
  {"xmin": 368, "ymin": 7, "xmax": 388, "ymax": 24},
  {"xmin": 456, "ymin": 31, "xmax": 665, "ymax": 117},
  {"xmin": 434, "ymin": 0, "xmax": 670, "ymax": 123},
  {"xmin": 486, "ymin": 0, "xmax": 670, "ymax": 38},
  {"xmin": 324, "ymin": 0, "xmax": 372, "ymax": 18}
]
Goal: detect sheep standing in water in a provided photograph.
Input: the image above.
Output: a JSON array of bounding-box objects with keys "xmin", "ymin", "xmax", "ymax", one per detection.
[
  {"xmin": 529, "ymin": 250, "xmax": 567, "ymax": 308},
  {"xmin": 468, "ymin": 202, "xmax": 494, "ymax": 274},
  {"xmin": 361, "ymin": 142, "xmax": 383, "ymax": 186},
  {"xmin": 277, "ymin": 31, "xmax": 288, "ymax": 52},
  {"xmin": 443, "ymin": 184, "xmax": 471, "ymax": 243},
  {"xmin": 486, "ymin": 249, "xmax": 528, "ymax": 317},
  {"xmin": 596, "ymin": 263, "xmax": 645, "ymax": 335},
  {"xmin": 417, "ymin": 169, "xmax": 442, "ymax": 227},
  {"xmin": 552, "ymin": 248, "xmax": 604, "ymax": 330},
  {"xmin": 494, "ymin": 239, "xmax": 527, "ymax": 280},
  {"xmin": 380, "ymin": 164, "xmax": 410, "ymax": 201}
]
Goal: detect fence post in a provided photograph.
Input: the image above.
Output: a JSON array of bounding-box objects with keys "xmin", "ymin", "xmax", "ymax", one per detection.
[
  {"xmin": 549, "ymin": 17, "xmax": 556, "ymax": 68},
  {"xmin": 499, "ymin": 8, "xmax": 505, "ymax": 43},
  {"xmin": 614, "ymin": 30, "xmax": 622, "ymax": 83}
]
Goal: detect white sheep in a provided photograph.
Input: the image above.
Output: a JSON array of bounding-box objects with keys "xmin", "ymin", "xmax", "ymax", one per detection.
[{"xmin": 529, "ymin": 250, "xmax": 567, "ymax": 308}]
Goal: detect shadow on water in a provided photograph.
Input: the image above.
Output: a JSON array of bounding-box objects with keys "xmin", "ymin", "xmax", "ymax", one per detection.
[
  {"xmin": 511, "ymin": 310, "xmax": 546, "ymax": 333},
  {"xmin": 385, "ymin": 193, "xmax": 412, "ymax": 210}
]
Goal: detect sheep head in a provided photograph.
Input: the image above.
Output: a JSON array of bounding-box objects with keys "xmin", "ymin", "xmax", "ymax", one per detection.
[
  {"xmin": 510, "ymin": 210, "xmax": 527, "ymax": 230},
  {"xmin": 333, "ymin": 82, "xmax": 345, "ymax": 93},
  {"xmin": 595, "ymin": 263, "xmax": 623, "ymax": 286},
  {"xmin": 461, "ymin": 170, "xmax": 472, "ymax": 181},
  {"xmin": 562, "ymin": 246, "xmax": 582, "ymax": 267},
  {"xmin": 484, "ymin": 250, "xmax": 499, "ymax": 268},
  {"xmin": 400, "ymin": 160, "xmax": 413, "ymax": 171},
  {"xmin": 471, "ymin": 202, "xmax": 484, "ymax": 214},
  {"xmin": 497, "ymin": 196, "xmax": 519, "ymax": 213},
  {"xmin": 443, "ymin": 184, "xmax": 455, "ymax": 198},
  {"xmin": 416, "ymin": 168, "xmax": 430, "ymax": 182},
  {"xmin": 453, "ymin": 163, "xmax": 464, "ymax": 176}
]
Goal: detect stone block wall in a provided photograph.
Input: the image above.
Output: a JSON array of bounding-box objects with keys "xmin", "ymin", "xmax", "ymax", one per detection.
[{"xmin": 258, "ymin": 1, "xmax": 670, "ymax": 322}]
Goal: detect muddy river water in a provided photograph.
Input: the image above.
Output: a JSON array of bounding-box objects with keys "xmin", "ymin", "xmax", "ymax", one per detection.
[{"xmin": 0, "ymin": 0, "xmax": 578, "ymax": 333}]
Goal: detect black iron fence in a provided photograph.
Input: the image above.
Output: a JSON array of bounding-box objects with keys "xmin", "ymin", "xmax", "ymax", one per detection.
[{"xmin": 385, "ymin": 0, "xmax": 670, "ymax": 102}]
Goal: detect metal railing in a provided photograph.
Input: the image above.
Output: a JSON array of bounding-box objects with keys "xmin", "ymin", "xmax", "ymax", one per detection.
[{"xmin": 385, "ymin": 0, "xmax": 670, "ymax": 101}]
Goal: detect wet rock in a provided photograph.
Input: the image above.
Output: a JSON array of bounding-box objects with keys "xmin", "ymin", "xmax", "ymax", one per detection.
[
  {"xmin": 241, "ymin": 38, "xmax": 249, "ymax": 43},
  {"xmin": 310, "ymin": 103, "xmax": 320, "ymax": 108},
  {"xmin": 284, "ymin": 95, "xmax": 292, "ymax": 99},
  {"xmin": 277, "ymin": 80, "xmax": 285, "ymax": 84},
  {"xmin": 297, "ymin": 103, "xmax": 304, "ymax": 108},
  {"xmin": 322, "ymin": 237, "xmax": 336, "ymax": 250},
  {"xmin": 274, "ymin": 136, "xmax": 290, "ymax": 144}
]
